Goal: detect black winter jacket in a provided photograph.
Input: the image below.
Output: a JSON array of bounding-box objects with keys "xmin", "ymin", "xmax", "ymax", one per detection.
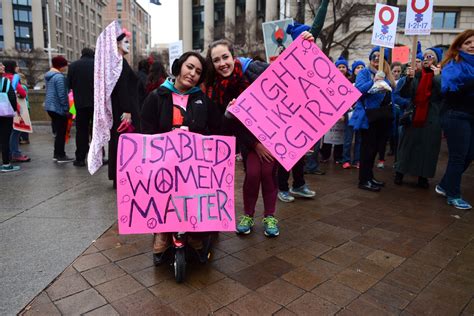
[
  {"xmin": 67, "ymin": 55, "xmax": 94, "ymax": 109},
  {"xmin": 141, "ymin": 86, "xmax": 221, "ymax": 135}
]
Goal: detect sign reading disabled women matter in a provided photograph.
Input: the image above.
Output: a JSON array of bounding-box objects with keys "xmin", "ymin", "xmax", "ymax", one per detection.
[
  {"xmin": 117, "ymin": 130, "xmax": 236, "ymax": 234},
  {"xmin": 371, "ymin": 3, "xmax": 399, "ymax": 48},
  {"xmin": 405, "ymin": 0, "xmax": 434, "ymax": 35},
  {"xmin": 228, "ymin": 36, "xmax": 361, "ymax": 171}
]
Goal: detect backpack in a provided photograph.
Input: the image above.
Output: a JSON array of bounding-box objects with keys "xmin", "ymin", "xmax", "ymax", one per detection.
[{"xmin": 0, "ymin": 78, "xmax": 15, "ymax": 117}]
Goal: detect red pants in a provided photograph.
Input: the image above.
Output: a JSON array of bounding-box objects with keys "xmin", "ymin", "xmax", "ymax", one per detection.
[{"xmin": 243, "ymin": 150, "xmax": 278, "ymax": 217}]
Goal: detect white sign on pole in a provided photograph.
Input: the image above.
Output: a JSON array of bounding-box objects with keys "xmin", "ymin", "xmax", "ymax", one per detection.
[
  {"xmin": 371, "ymin": 3, "xmax": 399, "ymax": 48},
  {"xmin": 262, "ymin": 18, "xmax": 294, "ymax": 63},
  {"xmin": 168, "ymin": 40, "xmax": 183, "ymax": 71},
  {"xmin": 405, "ymin": 0, "xmax": 434, "ymax": 35}
]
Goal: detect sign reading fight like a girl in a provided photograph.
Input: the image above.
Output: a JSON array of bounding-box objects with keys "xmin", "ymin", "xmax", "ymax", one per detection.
[
  {"xmin": 405, "ymin": 0, "xmax": 434, "ymax": 35},
  {"xmin": 228, "ymin": 37, "xmax": 361, "ymax": 171},
  {"xmin": 371, "ymin": 3, "xmax": 399, "ymax": 48}
]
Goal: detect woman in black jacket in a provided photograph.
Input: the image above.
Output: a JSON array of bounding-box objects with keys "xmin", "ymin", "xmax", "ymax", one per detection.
[{"xmin": 141, "ymin": 52, "xmax": 220, "ymax": 264}]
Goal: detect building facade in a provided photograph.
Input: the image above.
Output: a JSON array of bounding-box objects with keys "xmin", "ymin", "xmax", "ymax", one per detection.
[
  {"xmin": 103, "ymin": 0, "xmax": 151, "ymax": 66},
  {"xmin": 0, "ymin": 0, "xmax": 109, "ymax": 62},
  {"xmin": 179, "ymin": 0, "xmax": 474, "ymax": 62},
  {"xmin": 179, "ymin": 0, "xmax": 280, "ymax": 53}
]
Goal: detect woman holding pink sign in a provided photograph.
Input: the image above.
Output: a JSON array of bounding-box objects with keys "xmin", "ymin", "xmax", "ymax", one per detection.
[
  {"xmin": 141, "ymin": 51, "xmax": 221, "ymax": 265},
  {"xmin": 204, "ymin": 31, "xmax": 316, "ymax": 237},
  {"xmin": 204, "ymin": 39, "xmax": 281, "ymax": 237}
]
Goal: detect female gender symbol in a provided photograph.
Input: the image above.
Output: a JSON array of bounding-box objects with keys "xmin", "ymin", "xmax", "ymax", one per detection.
[
  {"xmin": 379, "ymin": 6, "xmax": 395, "ymax": 34},
  {"xmin": 225, "ymin": 173, "xmax": 234, "ymax": 189},
  {"xmin": 190, "ymin": 216, "xmax": 197, "ymax": 229},
  {"xmin": 411, "ymin": 0, "xmax": 429, "ymax": 22}
]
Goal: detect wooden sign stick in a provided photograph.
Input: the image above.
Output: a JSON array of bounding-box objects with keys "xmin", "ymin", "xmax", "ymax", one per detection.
[
  {"xmin": 411, "ymin": 35, "xmax": 419, "ymax": 70},
  {"xmin": 378, "ymin": 46, "xmax": 385, "ymax": 72}
]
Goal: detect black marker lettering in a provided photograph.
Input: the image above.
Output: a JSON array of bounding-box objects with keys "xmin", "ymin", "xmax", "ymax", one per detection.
[
  {"xmin": 129, "ymin": 197, "xmax": 163, "ymax": 227},
  {"xmin": 217, "ymin": 190, "xmax": 232, "ymax": 221},
  {"xmin": 284, "ymin": 45, "xmax": 306, "ymax": 70},
  {"xmin": 126, "ymin": 170, "xmax": 152, "ymax": 195},
  {"xmin": 272, "ymin": 61, "xmax": 296, "ymax": 88},
  {"xmin": 298, "ymin": 76, "xmax": 320, "ymax": 100},
  {"xmin": 119, "ymin": 135, "xmax": 137, "ymax": 171}
]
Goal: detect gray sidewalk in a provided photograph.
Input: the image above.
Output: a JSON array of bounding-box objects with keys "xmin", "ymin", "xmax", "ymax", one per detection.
[{"xmin": 0, "ymin": 128, "xmax": 116, "ymax": 315}]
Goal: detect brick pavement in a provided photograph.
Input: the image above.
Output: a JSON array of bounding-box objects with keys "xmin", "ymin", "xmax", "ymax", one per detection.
[{"xmin": 20, "ymin": 145, "xmax": 474, "ymax": 315}]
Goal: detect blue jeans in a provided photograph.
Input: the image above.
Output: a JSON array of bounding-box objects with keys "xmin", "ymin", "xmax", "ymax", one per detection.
[
  {"xmin": 439, "ymin": 110, "xmax": 474, "ymax": 198},
  {"xmin": 342, "ymin": 122, "xmax": 361, "ymax": 164},
  {"xmin": 305, "ymin": 139, "xmax": 321, "ymax": 172},
  {"xmin": 9, "ymin": 129, "xmax": 22, "ymax": 157}
]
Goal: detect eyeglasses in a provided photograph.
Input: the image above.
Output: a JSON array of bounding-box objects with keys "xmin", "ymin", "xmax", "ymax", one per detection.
[
  {"xmin": 423, "ymin": 54, "xmax": 436, "ymax": 60},
  {"xmin": 370, "ymin": 55, "xmax": 380, "ymax": 61}
]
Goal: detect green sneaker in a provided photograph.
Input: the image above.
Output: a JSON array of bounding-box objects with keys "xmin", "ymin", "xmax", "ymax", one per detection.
[
  {"xmin": 262, "ymin": 216, "xmax": 279, "ymax": 237},
  {"xmin": 236, "ymin": 215, "xmax": 254, "ymax": 235}
]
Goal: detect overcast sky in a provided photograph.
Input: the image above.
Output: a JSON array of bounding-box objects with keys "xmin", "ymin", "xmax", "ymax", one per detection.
[{"xmin": 136, "ymin": 0, "xmax": 180, "ymax": 45}]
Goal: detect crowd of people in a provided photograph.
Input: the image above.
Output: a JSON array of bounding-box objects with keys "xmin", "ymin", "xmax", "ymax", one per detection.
[{"xmin": 1, "ymin": 18, "xmax": 473, "ymax": 260}]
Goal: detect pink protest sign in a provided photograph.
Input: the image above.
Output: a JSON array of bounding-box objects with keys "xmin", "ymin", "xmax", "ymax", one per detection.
[
  {"xmin": 228, "ymin": 36, "xmax": 361, "ymax": 171},
  {"xmin": 392, "ymin": 46, "xmax": 410, "ymax": 64},
  {"xmin": 117, "ymin": 130, "xmax": 236, "ymax": 234}
]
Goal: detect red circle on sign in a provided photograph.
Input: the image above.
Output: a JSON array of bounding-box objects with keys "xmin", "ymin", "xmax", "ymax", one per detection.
[
  {"xmin": 379, "ymin": 7, "xmax": 395, "ymax": 25},
  {"xmin": 411, "ymin": 0, "xmax": 430, "ymax": 14}
]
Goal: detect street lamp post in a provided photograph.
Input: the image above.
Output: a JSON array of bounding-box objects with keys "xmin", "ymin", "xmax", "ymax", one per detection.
[{"xmin": 45, "ymin": 0, "xmax": 52, "ymax": 67}]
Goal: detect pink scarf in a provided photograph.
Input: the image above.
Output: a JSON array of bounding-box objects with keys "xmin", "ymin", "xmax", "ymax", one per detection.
[{"xmin": 88, "ymin": 21, "xmax": 123, "ymax": 175}]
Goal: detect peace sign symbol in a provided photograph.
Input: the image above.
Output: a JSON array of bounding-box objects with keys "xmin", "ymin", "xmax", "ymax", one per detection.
[
  {"xmin": 120, "ymin": 215, "xmax": 128, "ymax": 223},
  {"xmin": 147, "ymin": 218, "xmax": 157, "ymax": 229},
  {"xmin": 155, "ymin": 168, "xmax": 173, "ymax": 193}
]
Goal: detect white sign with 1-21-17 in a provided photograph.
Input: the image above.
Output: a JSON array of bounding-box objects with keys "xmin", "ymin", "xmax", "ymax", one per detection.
[
  {"xmin": 371, "ymin": 3, "xmax": 399, "ymax": 48},
  {"xmin": 405, "ymin": 0, "xmax": 434, "ymax": 35}
]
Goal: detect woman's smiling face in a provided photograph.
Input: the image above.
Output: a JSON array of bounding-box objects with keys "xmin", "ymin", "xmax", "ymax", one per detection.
[{"xmin": 211, "ymin": 44, "xmax": 235, "ymax": 78}]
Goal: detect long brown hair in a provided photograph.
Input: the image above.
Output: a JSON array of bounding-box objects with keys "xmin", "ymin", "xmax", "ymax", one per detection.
[
  {"xmin": 441, "ymin": 29, "xmax": 474, "ymax": 68},
  {"xmin": 205, "ymin": 39, "xmax": 235, "ymax": 87}
]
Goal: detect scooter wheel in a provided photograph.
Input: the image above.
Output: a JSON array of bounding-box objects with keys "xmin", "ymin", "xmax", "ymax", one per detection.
[{"xmin": 174, "ymin": 248, "xmax": 186, "ymax": 283}]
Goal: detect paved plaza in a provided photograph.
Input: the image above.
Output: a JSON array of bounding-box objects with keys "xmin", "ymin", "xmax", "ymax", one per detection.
[{"xmin": 2, "ymin": 128, "xmax": 473, "ymax": 315}]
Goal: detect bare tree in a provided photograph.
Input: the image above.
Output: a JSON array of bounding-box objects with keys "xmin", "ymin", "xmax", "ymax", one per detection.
[
  {"xmin": 0, "ymin": 48, "xmax": 49, "ymax": 88},
  {"xmin": 307, "ymin": 0, "xmax": 374, "ymax": 58}
]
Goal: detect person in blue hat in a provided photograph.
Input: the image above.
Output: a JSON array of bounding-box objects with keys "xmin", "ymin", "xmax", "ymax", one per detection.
[
  {"xmin": 341, "ymin": 60, "xmax": 366, "ymax": 170},
  {"xmin": 350, "ymin": 60, "xmax": 366, "ymax": 83},
  {"xmin": 349, "ymin": 46, "xmax": 395, "ymax": 192},
  {"xmin": 394, "ymin": 46, "xmax": 443, "ymax": 189}
]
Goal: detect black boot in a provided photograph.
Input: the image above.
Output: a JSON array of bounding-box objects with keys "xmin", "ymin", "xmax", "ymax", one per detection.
[
  {"xmin": 417, "ymin": 177, "xmax": 429, "ymax": 189},
  {"xmin": 394, "ymin": 172, "xmax": 403, "ymax": 185}
]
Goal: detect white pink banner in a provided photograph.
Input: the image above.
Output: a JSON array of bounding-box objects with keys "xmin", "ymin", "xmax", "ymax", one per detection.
[
  {"xmin": 405, "ymin": 0, "xmax": 434, "ymax": 35},
  {"xmin": 117, "ymin": 131, "xmax": 236, "ymax": 234},
  {"xmin": 228, "ymin": 36, "xmax": 361, "ymax": 171},
  {"xmin": 371, "ymin": 3, "xmax": 399, "ymax": 48},
  {"xmin": 13, "ymin": 98, "xmax": 33, "ymax": 133}
]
